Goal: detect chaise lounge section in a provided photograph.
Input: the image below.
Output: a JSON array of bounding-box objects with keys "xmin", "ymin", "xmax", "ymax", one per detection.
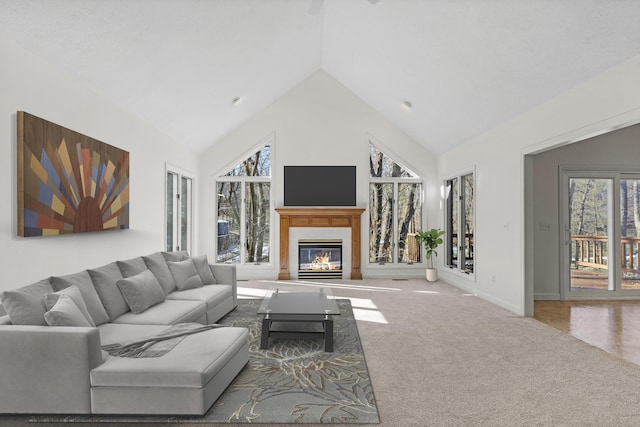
[{"xmin": 0, "ymin": 251, "xmax": 249, "ymax": 415}]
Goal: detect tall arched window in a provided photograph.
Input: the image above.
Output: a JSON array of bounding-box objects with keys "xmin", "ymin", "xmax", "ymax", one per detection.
[
  {"xmin": 369, "ymin": 141, "xmax": 422, "ymax": 264},
  {"xmin": 215, "ymin": 140, "xmax": 271, "ymax": 264}
]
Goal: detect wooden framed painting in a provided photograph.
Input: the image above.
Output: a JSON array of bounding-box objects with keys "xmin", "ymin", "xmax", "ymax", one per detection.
[{"xmin": 17, "ymin": 111, "xmax": 130, "ymax": 237}]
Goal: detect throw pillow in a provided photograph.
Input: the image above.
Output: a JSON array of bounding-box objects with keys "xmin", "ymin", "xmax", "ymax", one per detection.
[
  {"xmin": 44, "ymin": 285, "xmax": 95, "ymax": 327},
  {"xmin": 88, "ymin": 262, "xmax": 130, "ymax": 321},
  {"xmin": 51, "ymin": 270, "xmax": 110, "ymax": 326},
  {"xmin": 44, "ymin": 295, "xmax": 93, "ymax": 327},
  {"xmin": 0, "ymin": 279, "xmax": 53, "ymax": 325},
  {"xmin": 167, "ymin": 259, "xmax": 204, "ymax": 291},
  {"xmin": 143, "ymin": 252, "xmax": 177, "ymax": 295},
  {"xmin": 116, "ymin": 257, "xmax": 148, "ymax": 278},
  {"xmin": 117, "ymin": 270, "xmax": 166, "ymax": 314},
  {"xmin": 191, "ymin": 254, "xmax": 217, "ymax": 285}
]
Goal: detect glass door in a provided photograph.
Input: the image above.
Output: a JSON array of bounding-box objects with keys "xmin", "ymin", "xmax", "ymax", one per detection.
[
  {"xmin": 562, "ymin": 171, "xmax": 640, "ymax": 298},
  {"xmin": 621, "ymin": 178, "xmax": 640, "ymax": 290},
  {"xmin": 567, "ymin": 177, "xmax": 614, "ymax": 293}
]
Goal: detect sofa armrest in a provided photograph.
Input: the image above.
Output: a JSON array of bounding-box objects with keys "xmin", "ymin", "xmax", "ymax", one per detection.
[
  {"xmin": 0, "ymin": 325, "xmax": 103, "ymax": 414},
  {"xmin": 210, "ymin": 264, "xmax": 237, "ymax": 307}
]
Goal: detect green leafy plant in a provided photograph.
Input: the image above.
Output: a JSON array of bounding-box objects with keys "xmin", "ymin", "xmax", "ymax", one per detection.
[{"xmin": 415, "ymin": 228, "xmax": 445, "ymax": 269}]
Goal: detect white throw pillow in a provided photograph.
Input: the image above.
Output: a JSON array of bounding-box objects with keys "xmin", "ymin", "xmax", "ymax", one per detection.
[
  {"xmin": 44, "ymin": 285, "xmax": 95, "ymax": 327},
  {"xmin": 117, "ymin": 270, "xmax": 166, "ymax": 314},
  {"xmin": 44, "ymin": 295, "xmax": 93, "ymax": 327},
  {"xmin": 190, "ymin": 255, "xmax": 217, "ymax": 285},
  {"xmin": 167, "ymin": 259, "xmax": 204, "ymax": 291}
]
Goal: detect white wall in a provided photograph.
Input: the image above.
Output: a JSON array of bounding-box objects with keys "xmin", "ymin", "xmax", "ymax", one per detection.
[
  {"xmin": 0, "ymin": 37, "xmax": 198, "ymax": 290},
  {"xmin": 531, "ymin": 124, "xmax": 640, "ymax": 300},
  {"xmin": 438, "ymin": 53, "xmax": 640, "ymax": 315},
  {"xmin": 198, "ymin": 70, "xmax": 438, "ymax": 279}
]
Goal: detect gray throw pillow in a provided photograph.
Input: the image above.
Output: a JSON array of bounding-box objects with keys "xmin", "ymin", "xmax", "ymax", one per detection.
[
  {"xmin": 88, "ymin": 262, "xmax": 130, "ymax": 321},
  {"xmin": 116, "ymin": 257, "xmax": 148, "ymax": 278},
  {"xmin": 44, "ymin": 295, "xmax": 93, "ymax": 327},
  {"xmin": 117, "ymin": 270, "xmax": 166, "ymax": 314},
  {"xmin": 0, "ymin": 279, "xmax": 53, "ymax": 325},
  {"xmin": 44, "ymin": 285, "xmax": 95, "ymax": 327},
  {"xmin": 143, "ymin": 252, "xmax": 177, "ymax": 295},
  {"xmin": 191, "ymin": 255, "xmax": 217, "ymax": 285},
  {"xmin": 51, "ymin": 271, "xmax": 110, "ymax": 326},
  {"xmin": 168, "ymin": 259, "xmax": 204, "ymax": 291}
]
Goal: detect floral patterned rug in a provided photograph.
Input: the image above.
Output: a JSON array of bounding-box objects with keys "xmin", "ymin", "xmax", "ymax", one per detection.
[{"xmin": 33, "ymin": 299, "xmax": 379, "ymax": 424}]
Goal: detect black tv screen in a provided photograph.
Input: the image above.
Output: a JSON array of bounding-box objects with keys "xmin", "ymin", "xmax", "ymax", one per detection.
[{"xmin": 284, "ymin": 166, "xmax": 356, "ymax": 206}]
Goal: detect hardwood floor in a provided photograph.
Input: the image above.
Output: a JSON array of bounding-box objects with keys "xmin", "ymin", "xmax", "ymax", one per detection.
[{"xmin": 534, "ymin": 300, "xmax": 640, "ymax": 366}]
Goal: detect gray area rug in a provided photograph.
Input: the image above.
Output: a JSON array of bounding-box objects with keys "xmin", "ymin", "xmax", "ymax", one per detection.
[{"xmin": 31, "ymin": 298, "xmax": 379, "ymax": 424}]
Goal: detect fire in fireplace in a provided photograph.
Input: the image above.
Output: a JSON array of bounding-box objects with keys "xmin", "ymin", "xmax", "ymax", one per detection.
[{"xmin": 298, "ymin": 239, "xmax": 343, "ymax": 279}]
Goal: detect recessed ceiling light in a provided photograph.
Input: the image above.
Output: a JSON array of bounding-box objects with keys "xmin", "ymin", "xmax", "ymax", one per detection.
[
  {"xmin": 401, "ymin": 100, "xmax": 412, "ymax": 111},
  {"xmin": 232, "ymin": 97, "xmax": 242, "ymax": 106}
]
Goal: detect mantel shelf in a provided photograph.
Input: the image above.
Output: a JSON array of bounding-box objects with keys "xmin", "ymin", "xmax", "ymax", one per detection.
[{"xmin": 276, "ymin": 207, "xmax": 365, "ymax": 280}]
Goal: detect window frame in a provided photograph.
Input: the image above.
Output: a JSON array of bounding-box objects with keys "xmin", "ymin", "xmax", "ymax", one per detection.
[
  {"xmin": 367, "ymin": 140, "xmax": 424, "ymax": 267},
  {"xmin": 444, "ymin": 170, "xmax": 476, "ymax": 278},
  {"xmin": 213, "ymin": 137, "xmax": 273, "ymax": 268},
  {"xmin": 165, "ymin": 163, "xmax": 195, "ymax": 254}
]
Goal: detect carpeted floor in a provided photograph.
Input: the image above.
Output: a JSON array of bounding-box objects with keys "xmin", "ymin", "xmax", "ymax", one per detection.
[{"xmin": 30, "ymin": 298, "xmax": 379, "ymax": 425}]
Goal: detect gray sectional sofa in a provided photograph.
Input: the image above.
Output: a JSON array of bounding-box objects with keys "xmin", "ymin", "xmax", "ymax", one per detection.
[{"xmin": 0, "ymin": 251, "xmax": 249, "ymax": 415}]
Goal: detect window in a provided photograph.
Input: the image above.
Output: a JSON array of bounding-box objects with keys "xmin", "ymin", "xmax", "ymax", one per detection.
[
  {"xmin": 445, "ymin": 172, "xmax": 474, "ymax": 274},
  {"xmin": 166, "ymin": 166, "xmax": 194, "ymax": 253},
  {"xmin": 216, "ymin": 141, "xmax": 271, "ymax": 264},
  {"xmin": 368, "ymin": 142, "xmax": 422, "ymax": 264}
]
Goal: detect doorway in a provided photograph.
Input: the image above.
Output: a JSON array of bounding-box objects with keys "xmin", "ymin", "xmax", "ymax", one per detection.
[{"xmin": 561, "ymin": 170, "xmax": 640, "ymax": 298}]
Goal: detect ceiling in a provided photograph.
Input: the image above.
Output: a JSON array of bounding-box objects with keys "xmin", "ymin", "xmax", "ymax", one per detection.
[{"xmin": 1, "ymin": 0, "xmax": 639, "ymax": 155}]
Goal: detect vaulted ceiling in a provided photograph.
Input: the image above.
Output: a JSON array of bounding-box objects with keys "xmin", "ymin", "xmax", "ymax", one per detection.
[{"xmin": 1, "ymin": 0, "xmax": 639, "ymax": 155}]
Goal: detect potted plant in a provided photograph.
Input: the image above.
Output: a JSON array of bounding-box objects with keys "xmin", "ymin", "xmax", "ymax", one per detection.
[{"xmin": 415, "ymin": 228, "xmax": 445, "ymax": 282}]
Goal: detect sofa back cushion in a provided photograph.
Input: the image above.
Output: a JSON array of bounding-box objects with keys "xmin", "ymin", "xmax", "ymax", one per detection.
[
  {"xmin": 88, "ymin": 262, "xmax": 130, "ymax": 321},
  {"xmin": 0, "ymin": 279, "xmax": 53, "ymax": 325},
  {"xmin": 143, "ymin": 252, "xmax": 177, "ymax": 295},
  {"xmin": 44, "ymin": 294, "xmax": 93, "ymax": 327},
  {"xmin": 116, "ymin": 257, "xmax": 148, "ymax": 278},
  {"xmin": 51, "ymin": 271, "xmax": 110, "ymax": 326},
  {"xmin": 162, "ymin": 251, "xmax": 189, "ymax": 263},
  {"xmin": 167, "ymin": 259, "xmax": 204, "ymax": 291},
  {"xmin": 44, "ymin": 285, "xmax": 95, "ymax": 327},
  {"xmin": 117, "ymin": 270, "xmax": 166, "ymax": 314}
]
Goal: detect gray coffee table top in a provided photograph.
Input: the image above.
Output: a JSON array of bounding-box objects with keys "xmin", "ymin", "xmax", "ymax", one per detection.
[{"xmin": 257, "ymin": 287, "xmax": 340, "ymax": 316}]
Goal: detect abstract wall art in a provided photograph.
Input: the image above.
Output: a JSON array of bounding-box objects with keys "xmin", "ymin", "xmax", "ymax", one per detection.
[{"xmin": 17, "ymin": 111, "xmax": 130, "ymax": 237}]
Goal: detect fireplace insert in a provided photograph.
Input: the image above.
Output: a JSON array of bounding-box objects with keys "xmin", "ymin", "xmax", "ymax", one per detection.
[{"xmin": 298, "ymin": 239, "xmax": 343, "ymax": 279}]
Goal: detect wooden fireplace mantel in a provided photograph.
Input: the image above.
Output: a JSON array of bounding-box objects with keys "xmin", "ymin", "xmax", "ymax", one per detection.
[{"xmin": 276, "ymin": 207, "xmax": 366, "ymax": 280}]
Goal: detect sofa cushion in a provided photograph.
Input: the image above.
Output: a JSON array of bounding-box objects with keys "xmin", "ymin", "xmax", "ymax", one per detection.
[
  {"xmin": 166, "ymin": 284, "xmax": 233, "ymax": 310},
  {"xmin": 162, "ymin": 250, "xmax": 189, "ymax": 263},
  {"xmin": 117, "ymin": 270, "xmax": 166, "ymax": 314},
  {"xmin": 88, "ymin": 262, "xmax": 130, "ymax": 321},
  {"xmin": 191, "ymin": 255, "xmax": 217, "ymax": 285},
  {"xmin": 44, "ymin": 285, "xmax": 95, "ymax": 327},
  {"xmin": 142, "ymin": 252, "xmax": 177, "ymax": 295},
  {"xmin": 111, "ymin": 299, "xmax": 206, "ymax": 325},
  {"xmin": 167, "ymin": 259, "xmax": 203, "ymax": 291},
  {"xmin": 90, "ymin": 326, "xmax": 249, "ymax": 388},
  {"xmin": 0, "ymin": 279, "xmax": 52, "ymax": 325},
  {"xmin": 51, "ymin": 271, "xmax": 110, "ymax": 326},
  {"xmin": 44, "ymin": 295, "xmax": 93, "ymax": 327},
  {"xmin": 116, "ymin": 257, "xmax": 148, "ymax": 278}
]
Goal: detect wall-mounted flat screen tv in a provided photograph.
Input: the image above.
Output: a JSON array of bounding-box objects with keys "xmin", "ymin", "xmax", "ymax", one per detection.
[{"xmin": 284, "ymin": 166, "xmax": 356, "ymax": 206}]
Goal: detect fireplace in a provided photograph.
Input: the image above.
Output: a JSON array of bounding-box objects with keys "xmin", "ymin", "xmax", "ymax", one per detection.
[
  {"xmin": 298, "ymin": 239, "xmax": 343, "ymax": 279},
  {"xmin": 276, "ymin": 208, "xmax": 365, "ymax": 280}
]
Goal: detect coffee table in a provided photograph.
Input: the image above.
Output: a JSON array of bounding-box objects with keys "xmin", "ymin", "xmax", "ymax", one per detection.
[{"xmin": 258, "ymin": 288, "xmax": 340, "ymax": 352}]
